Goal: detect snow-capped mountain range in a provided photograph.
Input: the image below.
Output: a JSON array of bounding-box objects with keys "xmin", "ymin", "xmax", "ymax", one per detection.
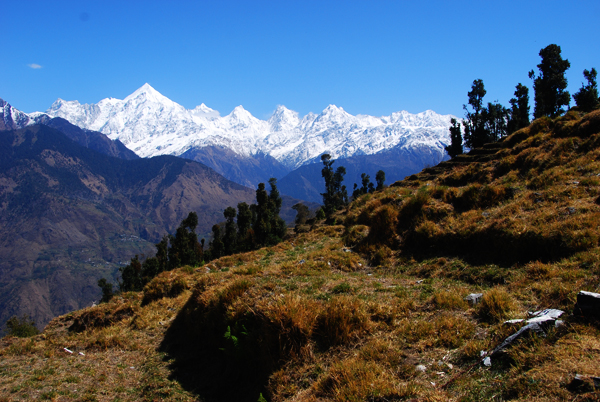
[
  {"xmin": 1, "ymin": 98, "xmax": 48, "ymax": 130},
  {"xmin": 45, "ymin": 84, "xmax": 455, "ymax": 172}
]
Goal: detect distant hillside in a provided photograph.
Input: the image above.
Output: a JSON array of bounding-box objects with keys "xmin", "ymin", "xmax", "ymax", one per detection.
[
  {"xmin": 180, "ymin": 146, "xmax": 289, "ymax": 188},
  {"xmin": 278, "ymin": 145, "xmax": 446, "ymax": 203},
  {"xmin": 0, "ymin": 124, "xmax": 257, "ymax": 331}
]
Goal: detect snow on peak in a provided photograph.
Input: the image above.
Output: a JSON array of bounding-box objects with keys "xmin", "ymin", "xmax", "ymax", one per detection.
[
  {"xmin": 322, "ymin": 104, "xmax": 344, "ymax": 114},
  {"xmin": 268, "ymin": 105, "xmax": 299, "ymax": 132},
  {"xmin": 0, "ymin": 100, "xmax": 49, "ymax": 130},
  {"xmin": 320, "ymin": 104, "xmax": 352, "ymax": 119},
  {"xmin": 45, "ymin": 86, "xmax": 456, "ymax": 169},
  {"xmin": 191, "ymin": 104, "xmax": 220, "ymax": 123},
  {"xmin": 124, "ymin": 83, "xmax": 172, "ymax": 105},
  {"xmin": 231, "ymin": 105, "xmax": 248, "ymax": 114},
  {"xmin": 226, "ymin": 105, "xmax": 257, "ymax": 125}
]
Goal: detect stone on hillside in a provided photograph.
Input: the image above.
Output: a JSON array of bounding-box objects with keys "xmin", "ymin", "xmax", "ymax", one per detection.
[
  {"xmin": 504, "ymin": 319, "xmax": 524, "ymax": 325},
  {"xmin": 574, "ymin": 291, "xmax": 600, "ymax": 319},
  {"xmin": 465, "ymin": 293, "xmax": 483, "ymax": 306},
  {"xmin": 568, "ymin": 374, "xmax": 600, "ymax": 393},
  {"xmin": 527, "ymin": 309, "xmax": 564, "ymax": 329},
  {"xmin": 491, "ymin": 322, "xmax": 546, "ymax": 356},
  {"xmin": 494, "ymin": 309, "xmax": 564, "ymax": 357}
]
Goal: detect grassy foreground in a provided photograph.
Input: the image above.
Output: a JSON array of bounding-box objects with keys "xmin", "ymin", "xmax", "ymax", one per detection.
[{"xmin": 2, "ymin": 110, "xmax": 600, "ymax": 401}]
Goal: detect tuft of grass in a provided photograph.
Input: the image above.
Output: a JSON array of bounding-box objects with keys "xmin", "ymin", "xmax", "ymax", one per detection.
[
  {"xmin": 315, "ymin": 358, "xmax": 416, "ymax": 402},
  {"xmin": 69, "ymin": 303, "xmax": 137, "ymax": 333},
  {"xmin": 142, "ymin": 273, "xmax": 188, "ymax": 306},
  {"xmin": 330, "ymin": 282, "xmax": 353, "ymax": 295},
  {"xmin": 432, "ymin": 290, "xmax": 468, "ymax": 310},
  {"xmin": 477, "ymin": 287, "xmax": 517, "ymax": 323},
  {"xmin": 264, "ymin": 296, "xmax": 320, "ymax": 358},
  {"xmin": 315, "ymin": 296, "xmax": 370, "ymax": 348}
]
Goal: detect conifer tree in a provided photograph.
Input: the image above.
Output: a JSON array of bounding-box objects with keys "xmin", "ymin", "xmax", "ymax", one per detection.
[
  {"xmin": 97, "ymin": 278, "xmax": 114, "ymax": 303},
  {"xmin": 119, "ymin": 255, "xmax": 143, "ymax": 291},
  {"xmin": 361, "ymin": 173, "xmax": 371, "ymax": 194},
  {"xmin": 209, "ymin": 224, "xmax": 224, "ymax": 260},
  {"xmin": 292, "ymin": 203, "xmax": 309, "ymax": 225},
  {"xmin": 463, "ymin": 79, "xmax": 488, "ymax": 148},
  {"xmin": 445, "ymin": 118, "xmax": 463, "ymax": 158},
  {"xmin": 267, "ymin": 178, "xmax": 287, "ymax": 243},
  {"xmin": 573, "ymin": 68, "xmax": 599, "ymax": 112},
  {"xmin": 236, "ymin": 202, "xmax": 253, "ymax": 251},
  {"xmin": 483, "ymin": 101, "xmax": 509, "ymax": 142},
  {"xmin": 320, "ymin": 154, "xmax": 348, "ymax": 217},
  {"xmin": 253, "ymin": 183, "xmax": 271, "ymax": 246},
  {"xmin": 223, "ymin": 206, "xmax": 238, "ymax": 255},
  {"xmin": 375, "ymin": 170, "xmax": 386, "ymax": 191},
  {"xmin": 507, "ymin": 83, "xmax": 530, "ymax": 134},
  {"xmin": 155, "ymin": 235, "xmax": 169, "ymax": 273},
  {"xmin": 529, "ymin": 44, "xmax": 571, "ymax": 118},
  {"xmin": 168, "ymin": 212, "xmax": 202, "ymax": 269},
  {"xmin": 352, "ymin": 183, "xmax": 360, "ymax": 199}
]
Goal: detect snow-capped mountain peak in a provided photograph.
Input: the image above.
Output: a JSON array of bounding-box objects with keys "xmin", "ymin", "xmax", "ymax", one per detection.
[
  {"xmin": 45, "ymin": 85, "xmax": 456, "ymax": 170},
  {"xmin": 225, "ymin": 105, "xmax": 262, "ymax": 128},
  {"xmin": 192, "ymin": 103, "xmax": 220, "ymax": 119},
  {"xmin": 0, "ymin": 98, "xmax": 49, "ymax": 130},
  {"xmin": 229, "ymin": 105, "xmax": 250, "ymax": 117},
  {"xmin": 322, "ymin": 104, "xmax": 346, "ymax": 115},
  {"xmin": 268, "ymin": 105, "xmax": 300, "ymax": 132},
  {"xmin": 124, "ymin": 83, "xmax": 167, "ymax": 103}
]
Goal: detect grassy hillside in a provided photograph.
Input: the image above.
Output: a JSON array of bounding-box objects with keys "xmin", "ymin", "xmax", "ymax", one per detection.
[{"xmin": 2, "ymin": 111, "xmax": 600, "ymax": 401}]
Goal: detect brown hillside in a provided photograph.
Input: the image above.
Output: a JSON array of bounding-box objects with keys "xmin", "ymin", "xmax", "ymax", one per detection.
[{"xmin": 0, "ymin": 124, "xmax": 256, "ymax": 333}]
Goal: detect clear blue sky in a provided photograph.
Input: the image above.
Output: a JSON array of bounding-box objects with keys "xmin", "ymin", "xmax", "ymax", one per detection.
[{"xmin": 1, "ymin": 0, "xmax": 598, "ymax": 119}]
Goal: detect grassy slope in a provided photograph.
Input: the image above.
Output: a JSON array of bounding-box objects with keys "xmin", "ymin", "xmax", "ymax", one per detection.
[{"xmin": 2, "ymin": 110, "xmax": 600, "ymax": 401}]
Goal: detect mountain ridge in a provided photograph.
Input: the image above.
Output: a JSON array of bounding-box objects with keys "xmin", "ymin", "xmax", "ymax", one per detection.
[
  {"xmin": 1, "ymin": 98, "xmax": 138, "ymax": 160},
  {"xmin": 45, "ymin": 84, "xmax": 455, "ymax": 187}
]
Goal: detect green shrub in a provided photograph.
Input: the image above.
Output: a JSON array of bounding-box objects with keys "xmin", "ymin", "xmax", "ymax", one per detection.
[
  {"xmin": 97, "ymin": 278, "xmax": 114, "ymax": 303},
  {"xmin": 331, "ymin": 282, "xmax": 353, "ymax": 294},
  {"xmin": 5, "ymin": 315, "xmax": 40, "ymax": 338}
]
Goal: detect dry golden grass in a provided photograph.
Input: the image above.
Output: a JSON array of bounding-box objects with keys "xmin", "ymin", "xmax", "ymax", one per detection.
[{"xmin": 477, "ymin": 287, "xmax": 518, "ymax": 323}]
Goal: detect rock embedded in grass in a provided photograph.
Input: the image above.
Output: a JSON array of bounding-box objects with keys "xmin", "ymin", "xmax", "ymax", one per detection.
[
  {"xmin": 464, "ymin": 293, "xmax": 483, "ymax": 306},
  {"xmin": 574, "ymin": 290, "xmax": 600, "ymax": 319}
]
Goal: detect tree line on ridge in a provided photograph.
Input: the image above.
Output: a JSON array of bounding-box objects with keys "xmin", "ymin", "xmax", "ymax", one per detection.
[{"xmin": 445, "ymin": 43, "xmax": 599, "ymax": 158}]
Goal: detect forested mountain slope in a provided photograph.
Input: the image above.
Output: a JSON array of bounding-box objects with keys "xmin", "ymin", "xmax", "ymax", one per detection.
[{"xmin": 0, "ymin": 124, "xmax": 256, "ymax": 332}]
